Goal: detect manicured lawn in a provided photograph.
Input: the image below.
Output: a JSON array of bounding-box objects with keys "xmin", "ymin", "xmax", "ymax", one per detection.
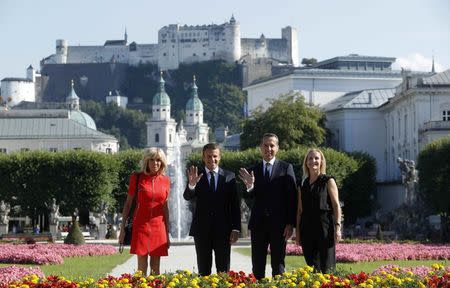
[
  {"xmin": 234, "ymin": 247, "xmax": 449, "ymax": 273},
  {"xmin": 0, "ymin": 249, "xmax": 133, "ymax": 280}
]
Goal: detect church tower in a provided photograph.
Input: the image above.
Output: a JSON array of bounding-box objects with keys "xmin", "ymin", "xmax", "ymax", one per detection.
[
  {"xmin": 66, "ymin": 80, "xmax": 80, "ymax": 111},
  {"xmin": 146, "ymin": 72, "xmax": 177, "ymax": 163},
  {"xmin": 184, "ymin": 76, "xmax": 209, "ymax": 143}
]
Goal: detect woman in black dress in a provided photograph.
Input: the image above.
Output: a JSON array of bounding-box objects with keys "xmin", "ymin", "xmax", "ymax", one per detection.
[{"xmin": 296, "ymin": 148, "xmax": 342, "ymax": 273}]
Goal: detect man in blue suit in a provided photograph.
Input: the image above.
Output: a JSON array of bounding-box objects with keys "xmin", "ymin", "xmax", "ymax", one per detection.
[
  {"xmin": 184, "ymin": 143, "xmax": 241, "ymax": 276},
  {"xmin": 239, "ymin": 133, "xmax": 297, "ymax": 279}
]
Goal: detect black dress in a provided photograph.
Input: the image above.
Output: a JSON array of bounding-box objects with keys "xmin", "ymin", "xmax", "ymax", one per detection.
[{"xmin": 299, "ymin": 174, "xmax": 336, "ymax": 273}]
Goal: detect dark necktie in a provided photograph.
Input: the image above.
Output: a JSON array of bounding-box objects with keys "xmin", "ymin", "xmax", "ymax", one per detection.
[
  {"xmin": 265, "ymin": 163, "xmax": 271, "ymax": 183},
  {"xmin": 209, "ymin": 171, "xmax": 215, "ymax": 193}
]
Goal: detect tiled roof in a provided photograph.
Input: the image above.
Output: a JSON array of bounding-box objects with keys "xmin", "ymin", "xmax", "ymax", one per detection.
[
  {"xmin": 421, "ymin": 69, "xmax": 450, "ymax": 85},
  {"xmin": 322, "ymin": 88, "xmax": 395, "ymax": 111},
  {"xmin": 0, "ymin": 117, "xmax": 115, "ymax": 140}
]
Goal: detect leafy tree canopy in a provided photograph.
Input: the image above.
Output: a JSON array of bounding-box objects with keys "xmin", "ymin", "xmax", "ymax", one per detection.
[
  {"xmin": 240, "ymin": 92, "xmax": 326, "ymax": 150},
  {"xmin": 418, "ymin": 135, "xmax": 450, "ymax": 216}
]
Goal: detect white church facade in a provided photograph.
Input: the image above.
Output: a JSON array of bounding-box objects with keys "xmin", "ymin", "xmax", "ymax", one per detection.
[{"xmin": 146, "ymin": 73, "xmax": 209, "ymax": 164}]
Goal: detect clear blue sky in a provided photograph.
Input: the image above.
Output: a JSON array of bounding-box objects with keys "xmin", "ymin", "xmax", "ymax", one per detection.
[{"xmin": 1, "ymin": 0, "xmax": 449, "ymax": 81}]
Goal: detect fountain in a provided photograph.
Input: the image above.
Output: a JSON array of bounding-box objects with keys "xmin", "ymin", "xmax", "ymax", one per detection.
[{"xmin": 168, "ymin": 134, "xmax": 191, "ymax": 241}]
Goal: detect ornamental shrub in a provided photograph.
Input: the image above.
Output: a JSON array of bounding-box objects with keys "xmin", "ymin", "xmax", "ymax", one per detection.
[{"xmin": 64, "ymin": 219, "xmax": 85, "ymax": 245}]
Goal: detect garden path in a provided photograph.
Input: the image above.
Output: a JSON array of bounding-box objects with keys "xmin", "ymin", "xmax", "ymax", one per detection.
[{"xmin": 109, "ymin": 243, "xmax": 270, "ymax": 276}]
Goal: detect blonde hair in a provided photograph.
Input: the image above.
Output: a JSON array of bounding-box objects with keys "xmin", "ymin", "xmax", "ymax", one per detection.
[
  {"xmin": 302, "ymin": 148, "xmax": 326, "ymax": 180},
  {"xmin": 139, "ymin": 147, "xmax": 167, "ymax": 175}
]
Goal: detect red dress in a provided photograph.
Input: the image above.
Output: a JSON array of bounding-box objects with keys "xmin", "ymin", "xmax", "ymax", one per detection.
[{"xmin": 128, "ymin": 173, "xmax": 170, "ymax": 256}]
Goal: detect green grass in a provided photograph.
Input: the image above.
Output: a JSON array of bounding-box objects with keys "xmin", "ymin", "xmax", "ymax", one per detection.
[
  {"xmin": 234, "ymin": 247, "xmax": 449, "ymax": 273},
  {"xmin": 0, "ymin": 249, "xmax": 133, "ymax": 281}
]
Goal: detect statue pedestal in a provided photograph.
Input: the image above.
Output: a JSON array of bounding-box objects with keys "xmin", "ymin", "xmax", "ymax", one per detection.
[
  {"xmin": 49, "ymin": 224, "xmax": 58, "ymax": 239},
  {"xmin": 0, "ymin": 224, "xmax": 8, "ymax": 235},
  {"xmin": 98, "ymin": 223, "xmax": 107, "ymax": 240},
  {"xmin": 240, "ymin": 222, "xmax": 248, "ymax": 238}
]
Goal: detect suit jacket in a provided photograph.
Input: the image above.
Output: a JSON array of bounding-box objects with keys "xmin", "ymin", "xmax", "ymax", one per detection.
[
  {"xmin": 184, "ymin": 167, "xmax": 241, "ymax": 238},
  {"xmin": 247, "ymin": 159, "xmax": 297, "ymax": 231}
]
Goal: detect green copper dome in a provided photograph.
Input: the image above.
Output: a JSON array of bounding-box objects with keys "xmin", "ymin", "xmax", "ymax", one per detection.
[
  {"xmin": 186, "ymin": 77, "xmax": 203, "ymax": 111},
  {"xmin": 152, "ymin": 74, "xmax": 171, "ymax": 106},
  {"xmin": 69, "ymin": 110, "xmax": 97, "ymax": 130}
]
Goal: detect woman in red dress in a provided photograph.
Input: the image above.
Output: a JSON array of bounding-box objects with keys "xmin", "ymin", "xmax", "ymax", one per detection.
[{"xmin": 119, "ymin": 148, "xmax": 170, "ymax": 275}]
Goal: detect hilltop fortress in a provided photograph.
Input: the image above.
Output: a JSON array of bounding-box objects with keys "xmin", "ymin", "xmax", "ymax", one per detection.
[{"xmin": 42, "ymin": 16, "xmax": 299, "ymax": 71}]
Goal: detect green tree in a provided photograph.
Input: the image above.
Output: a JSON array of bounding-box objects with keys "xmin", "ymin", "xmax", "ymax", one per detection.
[
  {"xmin": 240, "ymin": 92, "xmax": 326, "ymax": 150},
  {"xmin": 301, "ymin": 58, "xmax": 318, "ymax": 67},
  {"xmin": 418, "ymin": 135, "xmax": 450, "ymax": 240},
  {"xmin": 81, "ymin": 101, "xmax": 147, "ymax": 149}
]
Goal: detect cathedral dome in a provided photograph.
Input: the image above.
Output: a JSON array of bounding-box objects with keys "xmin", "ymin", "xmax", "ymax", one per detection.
[
  {"xmin": 186, "ymin": 76, "xmax": 203, "ymax": 111},
  {"xmin": 186, "ymin": 96, "xmax": 203, "ymax": 111},
  {"xmin": 152, "ymin": 73, "xmax": 171, "ymax": 106},
  {"xmin": 69, "ymin": 110, "xmax": 97, "ymax": 130}
]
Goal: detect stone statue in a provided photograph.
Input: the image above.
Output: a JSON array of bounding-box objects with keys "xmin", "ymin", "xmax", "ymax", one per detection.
[
  {"xmin": 49, "ymin": 198, "xmax": 60, "ymax": 225},
  {"xmin": 0, "ymin": 200, "xmax": 11, "ymax": 225},
  {"xmin": 99, "ymin": 202, "xmax": 108, "ymax": 224},
  {"xmin": 397, "ymin": 157, "xmax": 419, "ymax": 204},
  {"xmin": 240, "ymin": 200, "xmax": 250, "ymax": 223}
]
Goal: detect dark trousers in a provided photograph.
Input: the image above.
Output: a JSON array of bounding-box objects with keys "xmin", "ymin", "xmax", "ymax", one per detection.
[
  {"xmin": 301, "ymin": 237, "xmax": 336, "ymax": 273},
  {"xmin": 194, "ymin": 234, "xmax": 231, "ymax": 276},
  {"xmin": 250, "ymin": 223, "xmax": 286, "ymax": 279}
]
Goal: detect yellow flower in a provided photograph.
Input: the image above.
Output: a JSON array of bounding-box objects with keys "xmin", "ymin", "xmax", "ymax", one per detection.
[
  {"xmin": 298, "ymin": 281, "xmax": 306, "ymax": 287},
  {"xmin": 139, "ymin": 283, "xmax": 148, "ymax": 288},
  {"xmin": 139, "ymin": 277, "xmax": 147, "ymax": 283},
  {"xmin": 20, "ymin": 285, "xmax": 29, "ymax": 288}
]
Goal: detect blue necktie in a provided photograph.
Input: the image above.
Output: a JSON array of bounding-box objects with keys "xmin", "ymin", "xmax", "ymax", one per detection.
[
  {"xmin": 265, "ymin": 163, "xmax": 271, "ymax": 183},
  {"xmin": 209, "ymin": 171, "xmax": 215, "ymax": 193}
]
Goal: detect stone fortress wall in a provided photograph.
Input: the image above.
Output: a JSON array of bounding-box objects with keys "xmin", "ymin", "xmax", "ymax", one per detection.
[{"xmin": 42, "ymin": 16, "xmax": 298, "ymax": 71}]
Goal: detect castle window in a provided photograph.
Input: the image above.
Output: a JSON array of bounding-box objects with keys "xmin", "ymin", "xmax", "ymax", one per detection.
[
  {"xmin": 169, "ymin": 134, "xmax": 172, "ymax": 143},
  {"xmin": 74, "ymin": 147, "xmax": 82, "ymax": 150},
  {"xmin": 162, "ymin": 109, "xmax": 166, "ymax": 111},
  {"xmin": 106, "ymin": 148, "xmax": 112, "ymax": 154},
  {"xmin": 203, "ymin": 52, "xmax": 206, "ymax": 56},
  {"xmin": 49, "ymin": 148, "xmax": 57, "ymax": 152},
  {"xmin": 163, "ymin": 53, "xmax": 167, "ymax": 56},
  {"xmin": 443, "ymin": 110, "xmax": 450, "ymax": 121},
  {"xmin": 21, "ymin": 148, "xmax": 30, "ymax": 152},
  {"xmin": 193, "ymin": 53, "xmax": 196, "ymax": 56},
  {"xmin": 157, "ymin": 109, "xmax": 160, "ymax": 111},
  {"xmin": 155, "ymin": 133, "xmax": 160, "ymax": 143},
  {"xmin": 0, "ymin": 148, "xmax": 6, "ymax": 153}
]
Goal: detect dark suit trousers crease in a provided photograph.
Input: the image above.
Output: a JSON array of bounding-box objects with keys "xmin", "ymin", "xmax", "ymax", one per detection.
[
  {"xmin": 251, "ymin": 221, "xmax": 286, "ymax": 279},
  {"xmin": 194, "ymin": 224, "xmax": 231, "ymax": 276}
]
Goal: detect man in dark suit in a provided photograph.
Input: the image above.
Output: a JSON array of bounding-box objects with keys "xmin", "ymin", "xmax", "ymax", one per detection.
[
  {"xmin": 184, "ymin": 143, "xmax": 241, "ymax": 276},
  {"xmin": 239, "ymin": 133, "xmax": 297, "ymax": 279}
]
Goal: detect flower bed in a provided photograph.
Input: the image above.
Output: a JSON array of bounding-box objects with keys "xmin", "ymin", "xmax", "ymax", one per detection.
[
  {"xmin": 286, "ymin": 243, "xmax": 450, "ymax": 262},
  {"xmin": 0, "ymin": 244, "xmax": 116, "ymax": 265},
  {"xmin": 0, "ymin": 266, "xmax": 44, "ymax": 285},
  {"xmin": 1, "ymin": 264, "xmax": 448, "ymax": 287}
]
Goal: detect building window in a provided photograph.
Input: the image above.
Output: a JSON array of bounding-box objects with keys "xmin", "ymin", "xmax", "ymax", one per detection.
[
  {"xmin": 49, "ymin": 148, "xmax": 57, "ymax": 152},
  {"xmin": 20, "ymin": 148, "xmax": 30, "ymax": 152},
  {"xmin": 169, "ymin": 134, "xmax": 172, "ymax": 143},
  {"xmin": 443, "ymin": 110, "xmax": 450, "ymax": 121},
  {"xmin": 74, "ymin": 147, "xmax": 82, "ymax": 150},
  {"xmin": 106, "ymin": 148, "xmax": 112, "ymax": 154},
  {"xmin": 155, "ymin": 133, "xmax": 159, "ymax": 143},
  {"xmin": 0, "ymin": 148, "xmax": 6, "ymax": 153}
]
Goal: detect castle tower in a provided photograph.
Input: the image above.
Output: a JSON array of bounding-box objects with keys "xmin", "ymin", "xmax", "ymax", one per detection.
[
  {"xmin": 227, "ymin": 14, "xmax": 241, "ymax": 62},
  {"xmin": 66, "ymin": 80, "xmax": 80, "ymax": 110},
  {"xmin": 184, "ymin": 76, "xmax": 209, "ymax": 143},
  {"xmin": 282, "ymin": 26, "xmax": 299, "ymax": 67},
  {"xmin": 55, "ymin": 39, "xmax": 68, "ymax": 64},
  {"xmin": 146, "ymin": 72, "xmax": 177, "ymax": 163},
  {"xmin": 26, "ymin": 65, "xmax": 36, "ymax": 82}
]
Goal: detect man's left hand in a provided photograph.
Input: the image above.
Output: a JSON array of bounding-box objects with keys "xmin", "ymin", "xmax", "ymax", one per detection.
[
  {"xmin": 283, "ymin": 225, "xmax": 293, "ymax": 241},
  {"xmin": 230, "ymin": 230, "xmax": 239, "ymax": 244}
]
